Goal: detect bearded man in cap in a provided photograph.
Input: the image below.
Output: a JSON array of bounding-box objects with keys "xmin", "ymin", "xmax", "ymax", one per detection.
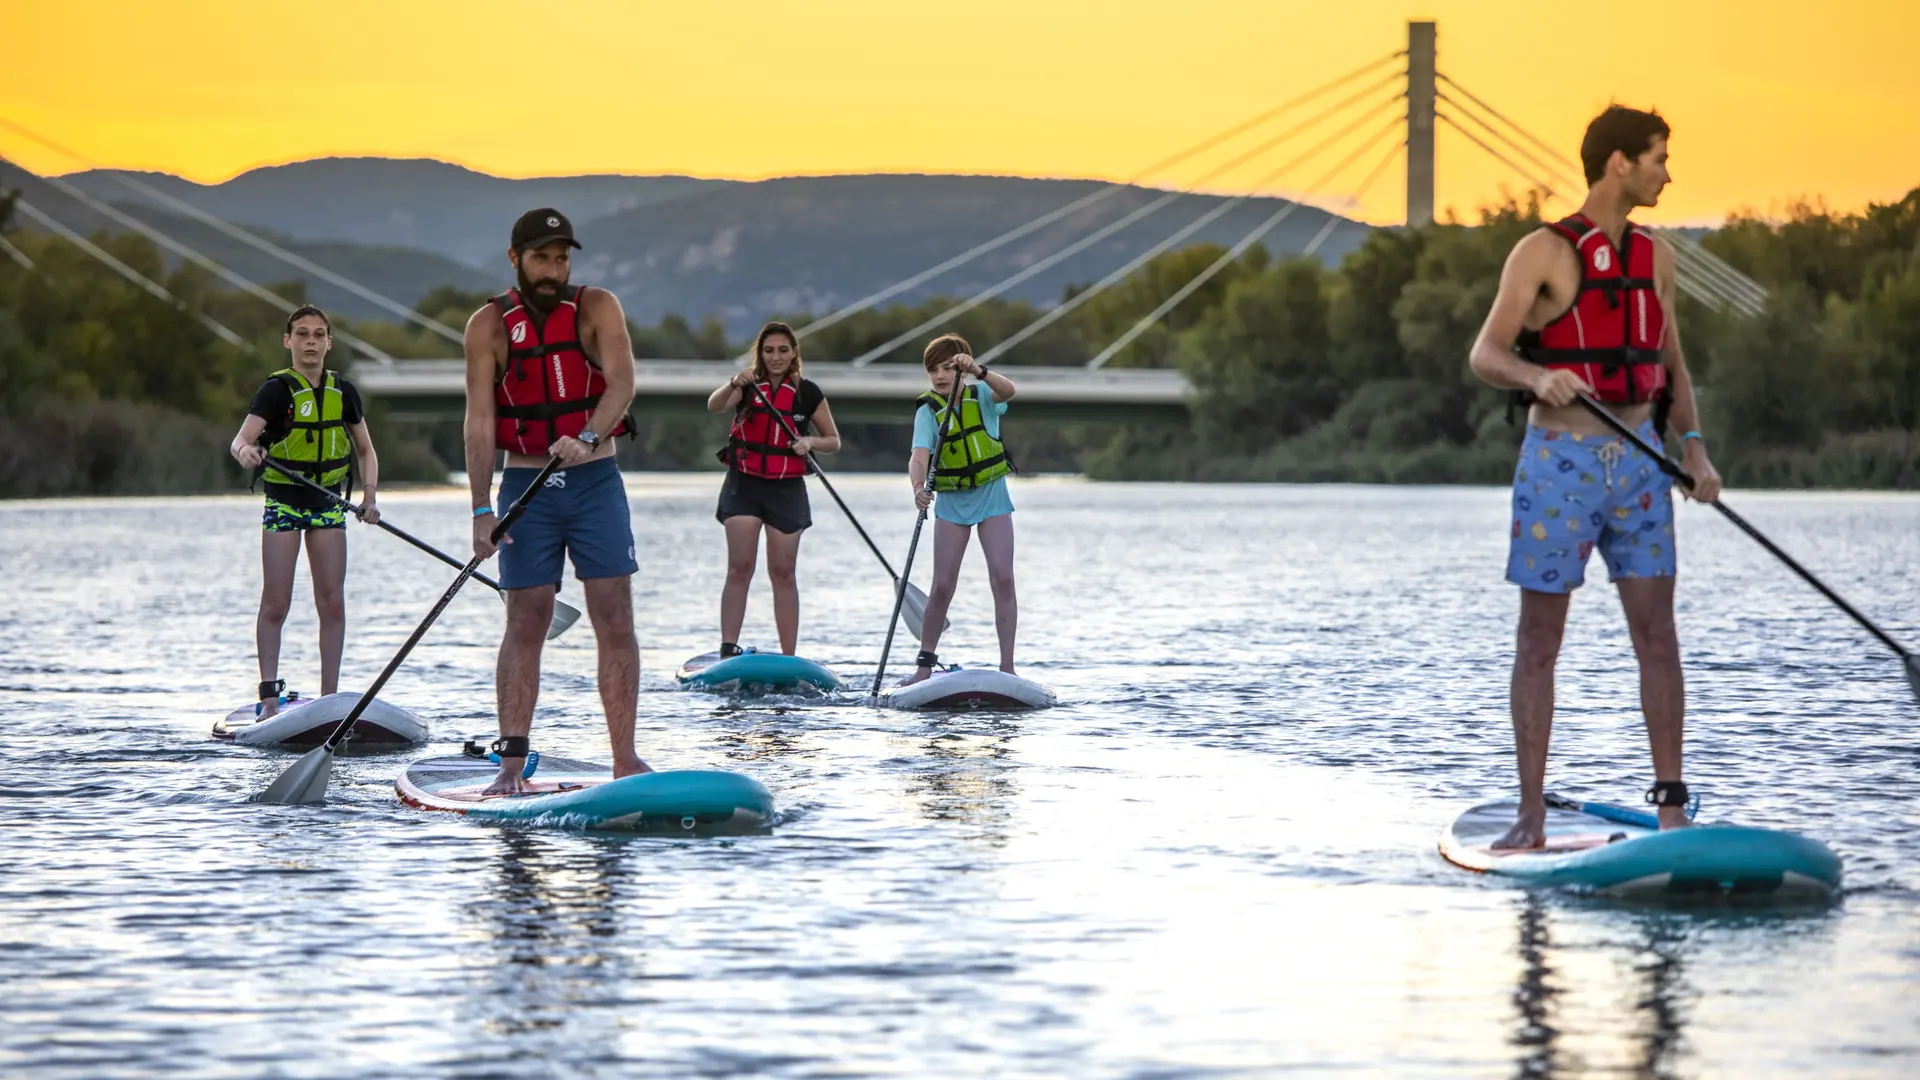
[{"xmin": 463, "ymin": 208, "xmax": 644, "ymax": 794}]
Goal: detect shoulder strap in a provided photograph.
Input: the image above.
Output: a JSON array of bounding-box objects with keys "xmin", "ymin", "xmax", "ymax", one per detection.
[{"xmin": 490, "ymin": 289, "xmax": 521, "ymax": 315}]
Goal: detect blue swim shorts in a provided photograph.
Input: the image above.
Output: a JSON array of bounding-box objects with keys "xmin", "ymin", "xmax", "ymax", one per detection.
[
  {"xmin": 495, "ymin": 457, "xmax": 638, "ymax": 590},
  {"xmin": 1506, "ymin": 422, "xmax": 1675, "ymax": 593}
]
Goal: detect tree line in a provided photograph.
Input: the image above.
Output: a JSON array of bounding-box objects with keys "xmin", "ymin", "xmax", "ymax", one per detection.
[{"xmin": 2, "ymin": 186, "xmax": 1916, "ymax": 497}]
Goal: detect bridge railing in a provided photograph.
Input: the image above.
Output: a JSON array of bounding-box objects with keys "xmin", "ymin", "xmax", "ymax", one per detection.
[{"xmin": 349, "ymin": 359, "xmax": 1193, "ymax": 406}]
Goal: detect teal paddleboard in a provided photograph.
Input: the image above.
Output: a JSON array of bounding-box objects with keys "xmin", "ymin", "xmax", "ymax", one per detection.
[
  {"xmin": 676, "ymin": 649, "xmax": 841, "ymax": 693},
  {"xmin": 1439, "ymin": 794, "xmax": 1841, "ymax": 900},
  {"xmin": 396, "ymin": 754, "xmax": 774, "ymax": 833}
]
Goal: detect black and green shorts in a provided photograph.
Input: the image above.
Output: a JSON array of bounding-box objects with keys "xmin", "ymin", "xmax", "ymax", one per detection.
[{"xmin": 263, "ymin": 499, "xmax": 346, "ymax": 533}]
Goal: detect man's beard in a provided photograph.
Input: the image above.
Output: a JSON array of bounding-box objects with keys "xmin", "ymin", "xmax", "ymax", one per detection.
[{"xmin": 517, "ymin": 266, "xmax": 567, "ymax": 312}]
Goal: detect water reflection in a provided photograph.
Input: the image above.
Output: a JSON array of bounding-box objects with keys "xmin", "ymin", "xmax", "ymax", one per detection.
[
  {"xmin": 459, "ymin": 831, "xmax": 632, "ymax": 1050},
  {"xmin": 902, "ymin": 717, "xmax": 1021, "ymax": 845},
  {"xmin": 1509, "ymin": 895, "xmax": 1844, "ymax": 1079}
]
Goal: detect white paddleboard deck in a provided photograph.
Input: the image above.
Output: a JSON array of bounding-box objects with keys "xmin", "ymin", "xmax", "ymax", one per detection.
[
  {"xmin": 213, "ymin": 692, "xmax": 428, "ymax": 749},
  {"xmin": 880, "ymin": 666, "xmax": 1056, "ymax": 711}
]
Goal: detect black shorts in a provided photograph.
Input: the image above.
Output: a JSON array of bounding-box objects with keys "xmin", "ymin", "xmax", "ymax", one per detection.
[{"xmin": 716, "ymin": 471, "xmax": 812, "ymax": 534}]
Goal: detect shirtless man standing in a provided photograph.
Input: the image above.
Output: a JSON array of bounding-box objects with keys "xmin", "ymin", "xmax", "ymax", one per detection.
[
  {"xmin": 464, "ymin": 208, "xmax": 646, "ymax": 794},
  {"xmin": 1467, "ymin": 106, "xmax": 1723, "ymax": 848}
]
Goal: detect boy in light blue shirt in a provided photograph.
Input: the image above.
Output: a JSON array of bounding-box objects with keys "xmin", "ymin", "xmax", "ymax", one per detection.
[{"xmin": 904, "ymin": 333, "xmax": 1020, "ymax": 685}]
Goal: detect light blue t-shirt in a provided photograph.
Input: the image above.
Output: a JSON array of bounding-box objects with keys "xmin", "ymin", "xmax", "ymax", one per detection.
[{"xmin": 912, "ymin": 380, "xmax": 1014, "ymax": 526}]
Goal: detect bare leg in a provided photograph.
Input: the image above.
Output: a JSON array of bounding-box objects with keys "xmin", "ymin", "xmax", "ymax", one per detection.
[
  {"xmin": 1617, "ymin": 576, "xmax": 1689, "ymax": 830},
  {"xmin": 583, "ymin": 575, "xmax": 648, "ymax": 779},
  {"xmin": 486, "ymin": 586, "xmax": 554, "ymax": 795},
  {"xmin": 719, "ymin": 515, "xmax": 762, "ymax": 648},
  {"xmin": 305, "ymin": 527, "xmax": 349, "ymax": 696},
  {"xmin": 256, "ymin": 530, "xmax": 302, "ymax": 717},
  {"xmin": 975, "ymin": 513, "xmax": 1018, "ymax": 673},
  {"xmin": 764, "ymin": 526, "xmax": 803, "ymax": 655},
  {"xmin": 1494, "ymin": 589, "xmax": 1573, "ymax": 849},
  {"xmin": 904, "ymin": 519, "xmax": 972, "ymax": 685}
]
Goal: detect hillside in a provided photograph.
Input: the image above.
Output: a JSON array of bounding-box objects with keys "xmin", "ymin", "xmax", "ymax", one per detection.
[
  {"xmin": 7, "ymin": 158, "xmax": 1373, "ymax": 337},
  {"xmin": 54, "ymin": 158, "xmax": 729, "ymax": 269}
]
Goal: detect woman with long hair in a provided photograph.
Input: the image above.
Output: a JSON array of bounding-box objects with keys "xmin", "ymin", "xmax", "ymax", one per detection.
[{"xmin": 704, "ymin": 321, "xmax": 841, "ymax": 656}]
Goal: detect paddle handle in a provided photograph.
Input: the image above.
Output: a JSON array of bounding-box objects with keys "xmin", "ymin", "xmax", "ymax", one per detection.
[
  {"xmin": 870, "ymin": 380, "xmax": 967, "ymax": 695},
  {"xmin": 264, "ymin": 456, "xmax": 509, "ymax": 594},
  {"xmin": 1576, "ymin": 397, "xmax": 1912, "ymax": 660},
  {"xmin": 318, "ymin": 456, "xmax": 564, "ymax": 750}
]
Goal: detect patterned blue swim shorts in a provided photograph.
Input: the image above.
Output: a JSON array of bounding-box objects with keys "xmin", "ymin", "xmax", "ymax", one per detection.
[{"xmin": 1506, "ymin": 422, "xmax": 1675, "ymax": 593}]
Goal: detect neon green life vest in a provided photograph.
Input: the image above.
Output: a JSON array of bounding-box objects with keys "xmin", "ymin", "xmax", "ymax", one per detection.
[
  {"xmin": 261, "ymin": 368, "xmax": 353, "ymax": 492},
  {"xmin": 917, "ymin": 387, "xmax": 1012, "ymax": 492}
]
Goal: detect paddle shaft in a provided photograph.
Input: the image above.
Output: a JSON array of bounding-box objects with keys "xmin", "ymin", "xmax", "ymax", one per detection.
[
  {"xmin": 264, "ymin": 457, "xmax": 511, "ymax": 593},
  {"xmin": 870, "ymin": 379, "xmax": 966, "ymax": 695},
  {"xmin": 1577, "ymin": 395, "xmax": 1913, "ymax": 660},
  {"xmin": 740, "ymin": 379, "xmax": 902, "ymax": 580},
  {"xmin": 315, "ymin": 456, "xmax": 564, "ymax": 751}
]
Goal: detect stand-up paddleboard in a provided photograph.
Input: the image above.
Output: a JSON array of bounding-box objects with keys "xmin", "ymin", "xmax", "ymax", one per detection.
[
  {"xmin": 396, "ymin": 753, "xmax": 774, "ymax": 833},
  {"xmin": 879, "ymin": 666, "xmax": 1056, "ymax": 711},
  {"xmin": 213, "ymin": 691, "xmax": 428, "ymax": 749},
  {"xmin": 676, "ymin": 648, "xmax": 841, "ymax": 693},
  {"xmin": 1439, "ymin": 794, "xmax": 1841, "ymax": 900}
]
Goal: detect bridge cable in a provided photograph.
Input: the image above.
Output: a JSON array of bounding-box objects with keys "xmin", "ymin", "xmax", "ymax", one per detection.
[
  {"xmin": 978, "ymin": 96, "xmax": 1403, "ymax": 365},
  {"xmin": 846, "ymin": 76, "xmax": 1406, "ymax": 366},
  {"xmin": 10, "ymin": 196, "xmax": 249, "ymax": 347},
  {"xmin": 766, "ymin": 51, "xmax": 1408, "ymax": 358},
  {"xmin": 0, "ymin": 116, "xmax": 466, "ymax": 344},
  {"xmin": 1086, "ymin": 116, "xmax": 1405, "ymax": 369},
  {"xmin": 8, "ymin": 159, "xmax": 394, "ymax": 360},
  {"xmin": 1299, "ymin": 138, "xmax": 1404, "ymax": 259}
]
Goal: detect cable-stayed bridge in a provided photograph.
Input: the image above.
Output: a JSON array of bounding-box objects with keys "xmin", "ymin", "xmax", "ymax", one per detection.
[{"xmin": 2, "ymin": 21, "xmax": 1768, "ymax": 419}]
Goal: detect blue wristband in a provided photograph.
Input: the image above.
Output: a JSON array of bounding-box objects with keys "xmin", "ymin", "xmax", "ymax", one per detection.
[
  {"xmin": 1680, "ymin": 431, "xmax": 1703, "ymax": 444},
  {"xmin": 473, "ymin": 505, "xmax": 494, "ymax": 518}
]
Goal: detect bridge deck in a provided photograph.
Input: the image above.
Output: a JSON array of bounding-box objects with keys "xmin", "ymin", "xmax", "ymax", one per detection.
[{"xmin": 350, "ymin": 359, "xmax": 1191, "ymax": 406}]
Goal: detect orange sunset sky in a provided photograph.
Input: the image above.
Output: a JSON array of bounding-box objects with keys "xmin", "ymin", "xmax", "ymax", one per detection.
[{"xmin": 4, "ymin": 0, "xmax": 1917, "ymax": 226}]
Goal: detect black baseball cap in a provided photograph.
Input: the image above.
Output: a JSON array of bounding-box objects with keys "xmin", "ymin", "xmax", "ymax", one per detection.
[{"xmin": 510, "ymin": 208, "xmax": 581, "ymax": 252}]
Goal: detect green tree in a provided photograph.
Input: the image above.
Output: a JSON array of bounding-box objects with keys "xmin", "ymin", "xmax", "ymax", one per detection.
[{"xmin": 1179, "ymin": 257, "xmax": 1336, "ymax": 452}]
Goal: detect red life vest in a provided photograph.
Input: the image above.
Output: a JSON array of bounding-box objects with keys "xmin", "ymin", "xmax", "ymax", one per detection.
[
  {"xmin": 721, "ymin": 379, "xmax": 810, "ymax": 480},
  {"xmin": 1517, "ymin": 214, "xmax": 1669, "ymax": 405},
  {"xmin": 491, "ymin": 285, "xmax": 629, "ymax": 455}
]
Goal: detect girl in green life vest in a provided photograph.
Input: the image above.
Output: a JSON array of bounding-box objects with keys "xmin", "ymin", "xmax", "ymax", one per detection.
[
  {"xmin": 227, "ymin": 306, "xmax": 381, "ymax": 718},
  {"xmin": 903, "ymin": 333, "xmax": 1020, "ymax": 686}
]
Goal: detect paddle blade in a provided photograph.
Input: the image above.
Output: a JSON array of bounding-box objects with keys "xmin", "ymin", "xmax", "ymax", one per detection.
[
  {"xmin": 252, "ymin": 745, "xmax": 335, "ymax": 805},
  {"xmin": 1906, "ymin": 653, "xmax": 1920, "ymax": 704},
  {"xmin": 547, "ymin": 598, "xmax": 584, "ymax": 641}
]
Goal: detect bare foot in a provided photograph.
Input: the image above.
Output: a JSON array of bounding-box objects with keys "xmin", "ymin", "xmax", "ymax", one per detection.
[
  {"xmin": 901, "ymin": 666, "xmax": 932, "ymax": 686},
  {"xmin": 258, "ymin": 698, "xmax": 279, "ymax": 720},
  {"xmin": 613, "ymin": 754, "xmax": 652, "ymax": 779},
  {"xmin": 481, "ymin": 764, "xmax": 528, "ymax": 796},
  {"xmin": 1656, "ymin": 806, "xmax": 1692, "ymax": 831},
  {"xmin": 1000, "ymin": 664, "xmax": 1016, "ymax": 675},
  {"xmin": 1492, "ymin": 806, "xmax": 1547, "ymax": 850}
]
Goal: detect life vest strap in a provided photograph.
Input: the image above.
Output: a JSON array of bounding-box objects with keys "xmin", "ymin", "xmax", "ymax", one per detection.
[
  {"xmin": 497, "ymin": 394, "xmax": 602, "ymax": 421},
  {"xmin": 1518, "ymin": 346, "xmax": 1665, "ymax": 368}
]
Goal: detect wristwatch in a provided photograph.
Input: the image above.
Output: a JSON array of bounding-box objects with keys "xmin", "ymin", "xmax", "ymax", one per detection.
[
  {"xmin": 577, "ymin": 429, "xmax": 601, "ymax": 448},
  {"xmin": 974, "ymin": 363, "xmax": 991, "ymax": 378}
]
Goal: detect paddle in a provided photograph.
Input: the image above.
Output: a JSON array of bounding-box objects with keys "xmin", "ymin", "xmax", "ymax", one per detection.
[
  {"xmin": 253, "ymin": 455, "xmax": 566, "ymax": 805},
  {"xmin": 263, "ymin": 456, "xmax": 581, "ymax": 640},
  {"xmin": 1577, "ymin": 395, "xmax": 1920, "ymax": 704},
  {"xmin": 870, "ymin": 377, "xmax": 967, "ymax": 697},
  {"xmin": 739, "ymin": 379, "xmax": 944, "ymax": 639}
]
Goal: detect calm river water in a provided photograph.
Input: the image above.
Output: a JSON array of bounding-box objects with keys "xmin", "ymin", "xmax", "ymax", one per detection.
[{"xmin": 2, "ymin": 476, "xmax": 1916, "ymax": 1078}]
